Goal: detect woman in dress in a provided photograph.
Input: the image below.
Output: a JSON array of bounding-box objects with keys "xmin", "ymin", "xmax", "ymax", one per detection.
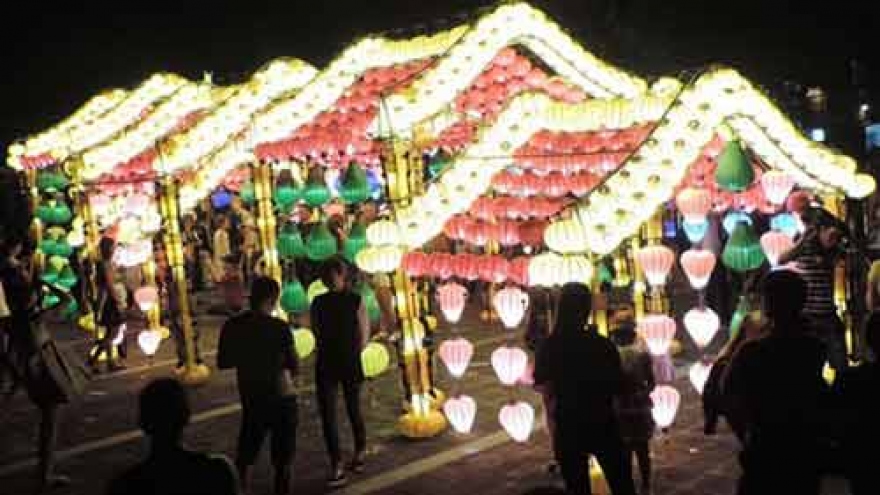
[{"xmin": 87, "ymin": 236, "xmax": 126, "ymax": 372}]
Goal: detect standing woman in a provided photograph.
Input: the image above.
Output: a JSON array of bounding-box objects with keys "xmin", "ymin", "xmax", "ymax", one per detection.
[{"xmin": 88, "ymin": 236, "xmax": 126, "ymax": 372}]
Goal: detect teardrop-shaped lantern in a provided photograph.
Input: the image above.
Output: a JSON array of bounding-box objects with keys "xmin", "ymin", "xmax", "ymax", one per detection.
[
  {"xmin": 137, "ymin": 329, "xmax": 163, "ymax": 357},
  {"xmin": 760, "ymin": 231, "xmax": 794, "ymax": 267},
  {"xmin": 303, "ymin": 172, "xmax": 332, "ymax": 208},
  {"xmin": 683, "ymin": 307, "xmax": 720, "ymax": 349},
  {"xmin": 675, "ymin": 187, "xmax": 713, "ymax": 223},
  {"xmin": 436, "ymin": 282, "xmax": 468, "ymax": 324},
  {"xmin": 679, "ymin": 249, "xmax": 716, "ymax": 290},
  {"xmin": 438, "ymin": 337, "xmax": 474, "ymax": 378},
  {"xmin": 339, "ymin": 162, "xmax": 371, "ymax": 204},
  {"xmin": 492, "ymin": 287, "xmax": 530, "ymax": 329},
  {"xmin": 770, "ymin": 212, "xmax": 802, "ymax": 238},
  {"xmin": 636, "ymin": 245, "xmax": 675, "ymax": 287},
  {"xmin": 134, "ymin": 286, "xmax": 159, "ymax": 313},
  {"xmin": 637, "ymin": 314, "xmax": 677, "ymax": 356},
  {"xmin": 651, "ymin": 385, "xmax": 681, "ymax": 429},
  {"xmin": 715, "ymin": 140, "xmax": 754, "ymax": 192},
  {"xmin": 682, "ymin": 219, "xmax": 709, "ymax": 244},
  {"xmin": 444, "ymin": 395, "xmax": 477, "ymax": 434},
  {"xmin": 343, "ymin": 223, "xmax": 368, "ymax": 262},
  {"xmin": 761, "ymin": 170, "xmax": 795, "ymax": 205},
  {"xmin": 491, "ymin": 345, "xmax": 529, "ymax": 386},
  {"xmin": 499, "ymin": 401, "xmax": 535, "ymax": 443},
  {"xmin": 722, "ymin": 222, "xmax": 766, "ymax": 273},
  {"xmin": 273, "ymin": 184, "xmax": 301, "ymax": 212},
  {"xmin": 278, "ymin": 224, "xmax": 306, "ymax": 260},
  {"xmin": 305, "ymin": 222, "xmax": 338, "ymax": 261},
  {"xmin": 292, "ymin": 327, "xmax": 316, "ymax": 359},
  {"xmin": 722, "ymin": 210, "xmax": 753, "ymax": 236},
  {"xmin": 360, "ymin": 342, "xmax": 391, "ymax": 378},
  {"xmin": 689, "ymin": 361, "xmax": 713, "ymax": 395},
  {"xmin": 280, "ymin": 281, "xmax": 309, "ymax": 314}
]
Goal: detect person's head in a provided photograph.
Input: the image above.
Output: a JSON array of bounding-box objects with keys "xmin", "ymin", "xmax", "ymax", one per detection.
[
  {"xmin": 761, "ymin": 269, "xmax": 807, "ymax": 326},
  {"xmin": 250, "ymin": 276, "xmax": 280, "ymax": 313},
  {"xmin": 319, "ymin": 256, "xmax": 348, "ymax": 291},
  {"xmin": 138, "ymin": 378, "xmax": 190, "ymax": 445},
  {"xmin": 865, "ymin": 311, "xmax": 880, "ymax": 358},
  {"xmin": 99, "ymin": 236, "xmax": 116, "ymax": 261},
  {"xmin": 553, "ymin": 282, "xmax": 592, "ymax": 336},
  {"xmin": 223, "ymin": 254, "xmax": 238, "ymax": 273},
  {"xmin": 610, "ymin": 321, "xmax": 637, "ymax": 347},
  {"xmin": 217, "ymin": 214, "xmax": 230, "ymax": 230},
  {"xmin": 182, "ymin": 214, "xmax": 195, "ymax": 229},
  {"xmin": 817, "ymin": 224, "xmax": 843, "ymax": 251}
]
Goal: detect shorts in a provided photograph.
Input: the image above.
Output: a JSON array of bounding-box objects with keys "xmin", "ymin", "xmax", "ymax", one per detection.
[{"xmin": 237, "ymin": 396, "xmax": 298, "ymax": 467}]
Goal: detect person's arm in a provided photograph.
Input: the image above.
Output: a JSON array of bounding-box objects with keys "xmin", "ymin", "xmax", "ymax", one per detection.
[
  {"xmin": 209, "ymin": 456, "xmax": 242, "ymax": 495},
  {"xmin": 778, "ymin": 230, "xmax": 815, "ymax": 265},
  {"xmin": 643, "ymin": 352, "xmax": 656, "ymax": 392},
  {"xmin": 280, "ymin": 321, "xmax": 299, "ymax": 376},
  {"xmin": 608, "ymin": 344, "xmax": 624, "ymax": 395},
  {"xmin": 216, "ymin": 321, "xmax": 235, "ymax": 370},
  {"xmin": 357, "ymin": 299, "xmax": 370, "ymax": 351}
]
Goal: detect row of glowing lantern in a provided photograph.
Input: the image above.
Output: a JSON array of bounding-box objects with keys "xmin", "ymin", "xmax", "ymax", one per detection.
[{"xmin": 443, "ymin": 216, "xmax": 549, "ymax": 248}]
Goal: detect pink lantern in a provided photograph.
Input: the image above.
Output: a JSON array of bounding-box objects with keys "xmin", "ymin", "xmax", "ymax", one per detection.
[
  {"xmin": 137, "ymin": 329, "xmax": 162, "ymax": 357},
  {"xmin": 761, "ymin": 170, "xmax": 796, "ymax": 205},
  {"xmin": 491, "ymin": 345, "xmax": 529, "ymax": 386},
  {"xmin": 496, "ymin": 221, "xmax": 521, "ymax": 247},
  {"xmin": 637, "ymin": 315, "xmax": 677, "ymax": 356},
  {"xmin": 479, "ymin": 256, "xmax": 509, "ymax": 284},
  {"xmin": 675, "ymin": 187, "xmax": 713, "ymax": 223},
  {"xmin": 438, "ymin": 337, "xmax": 474, "ymax": 378},
  {"xmin": 436, "ymin": 283, "xmax": 468, "ymax": 323},
  {"xmin": 492, "ymin": 287, "xmax": 530, "ymax": 329},
  {"xmin": 444, "ymin": 395, "xmax": 477, "ymax": 434},
  {"xmin": 683, "ymin": 307, "xmax": 720, "ymax": 349},
  {"xmin": 401, "ymin": 252, "xmax": 429, "ymax": 278},
  {"xmin": 508, "ymin": 257, "xmax": 531, "ymax": 286},
  {"xmin": 679, "ymin": 249, "xmax": 716, "ymax": 290},
  {"xmin": 499, "ymin": 401, "xmax": 535, "ymax": 443},
  {"xmin": 134, "ymin": 286, "xmax": 159, "ymax": 313},
  {"xmin": 650, "ymin": 385, "xmax": 681, "ymax": 429},
  {"xmin": 760, "ymin": 231, "xmax": 794, "ymax": 267},
  {"xmin": 636, "ymin": 245, "xmax": 675, "ymax": 287},
  {"xmin": 689, "ymin": 361, "xmax": 713, "ymax": 395}
]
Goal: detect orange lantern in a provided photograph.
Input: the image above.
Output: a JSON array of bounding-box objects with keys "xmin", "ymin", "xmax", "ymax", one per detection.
[
  {"xmin": 679, "ymin": 249, "xmax": 716, "ymax": 290},
  {"xmin": 760, "ymin": 231, "xmax": 794, "ymax": 267},
  {"xmin": 638, "ymin": 315, "xmax": 677, "ymax": 356},
  {"xmin": 675, "ymin": 187, "xmax": 713, "ymax": 223},
  {"xmin": 636, "ymin": 245, "xmax": 675, "ymax": 287}
]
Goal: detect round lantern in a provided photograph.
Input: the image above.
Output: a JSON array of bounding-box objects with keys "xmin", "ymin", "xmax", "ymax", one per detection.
[
  {"xmin": 444, "ymin": 395, "xmax": 477, "ymax": 434},
  {"xmin": 637, "ymin": 315, "xmax": 677, "ymax": 356},
  {"xmin": 683, "ymin": 307, "xmax": 720, "ymax": 349},
  {"xmin": 491, "ymin": 345, "xmax": 529, "ymax": 386},
  {"xmin": 770, "ymin": 213, "xmax": 802, "ymax": 238},
  {"xmin": 760, "ymin": 231, "xmax": 794, "ymax": 267},
  {"xmin": 360, "ymin": 342, "xmax": 390, "ymax": 378},
  {"xmin": 438, "ymin": 337, "xmax": 474, "ymax": 378},
  {"xmin": 499, "ymin": 401, "xmax": 535, "ymax": 443},
  {"xmin": 675, "ymin": 188, "xmax": 713, "ymax": 223},
  {"xmin": 307, "ymin": 279, "xmax": 329, "ymax": 303},
  {"xmin": 273, "ymin": 184, "xmax": 301, "ymax": 212},
  {"xmin": 305, "ymin": 222, "xmax": 338, "ymax": 261},
  {"xmin": 436, "ymin": 282, "xmax": 468, "ymax": 324},
  {"xmin": 544, "ymin": 219, "xmax": 587, "ymax": 254},
  {"xmin": 137, "ymin": 329, "xmax": 163, "ymax": 357},
  {"xmin": 366, "ymin": 220, "xmax": 401, "ymax": 246},
  {"xmin": 281, "ymin": 281, "xmax": 309, "ymax": 314},
  {"xmin": 722, "ymin": 222, "xmax": 766, "ymax": 272},
  {"xmin": 651, "ymin": 385, "xmax": 681, "ymax": 429},
  {"xmin": 715, "ymin": 141, "xmax": 754, "ymax": 192},
  {"xmin": 339, "ymin": 162, "xmax": 371, "ymax": 204},
  {"xmin": 492, "ymin": 286, "xmax": 529, "ymax": 329},
  {"xmin": 278, "ymin": 224, "xmax": 306, "ymax": 260},
  {"xmin": 292, "ymin": 327, "xmax": 316, "ymax": 359},
  {"xmin": 679, "ymin": 249, "xmax": 716, "ymax": 290},
  {"xmin": 401, "ymin": 251, "xmax": 429, "ymax": 278},
  {"xmin": 722, "ymin": 210, "xmax": 753, "ymax": 236},
  {"xmin": 689, "ymin": 361, "xmax": 713, "ymax": 395},
  {"xmin": 635, "ymin": 245, "xmax": 675, "ymax": 288},
  {"xmin": 761, "ymin": 170, "xmax": 795, "ymax": 205},
  {"xmin": 134, "ymin": 286, "xmax": 159, "ymax": 313},
  {"xmin": 211, "ymin": 189, "xmax": 233, "ymax": 210},
  {"xmin": 37, "ymin": 171, "xmax": 69, "ymax": 192},
  {"xmin": 355, "ymin": 246, "xmax": 403, "ymax": 274}
]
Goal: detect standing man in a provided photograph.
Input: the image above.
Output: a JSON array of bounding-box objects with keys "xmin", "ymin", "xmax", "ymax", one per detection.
[
  {"xmin": 218, "ymin": 277, "xmax": 298, "ymax": 495},
  {"xmin": 310, "ymin": 257, "xmax": 370, "ymax": 488}
]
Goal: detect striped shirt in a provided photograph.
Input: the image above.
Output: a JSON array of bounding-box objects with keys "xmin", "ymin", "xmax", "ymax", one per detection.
[{"xmin": 794, "ymin": 237, "xmax": 838, "ymax": 317}]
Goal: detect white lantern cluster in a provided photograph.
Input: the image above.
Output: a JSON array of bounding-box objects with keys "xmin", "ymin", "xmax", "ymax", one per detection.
[
  {"xmin": 528, "ymin": 253, "xmax": 593, "ymax": 288},
  {"xmin": 357, "ymin": 220, "xmax": 404, "ymax": 274}
]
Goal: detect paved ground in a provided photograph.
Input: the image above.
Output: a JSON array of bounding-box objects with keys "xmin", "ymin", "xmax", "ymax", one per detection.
[{"xmin": 0, "ymin": 292, "xmax": 852, "ymax": 495}]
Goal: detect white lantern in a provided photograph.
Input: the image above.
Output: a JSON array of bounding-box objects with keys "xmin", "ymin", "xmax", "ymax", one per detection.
[
  {"xmin": 650, "ymin": 385, "xmax": 681, "ymax": 429},
  {"xmin": 689, "ymin": 361, "xmax": 713, "ymax": 395},
  {"xmin": 443, "ymin": 395, "xmax": 477, "ymax": 434},
  {"xmin": 137, "ymin": 328, "xmax": 161, "ymax": 356},
  {"xmin": 435, "ymin": 282, "xmax": 468, "ymax": 324},
  {"xmin": 491, "ymin": 345, "xmax": 529, "ymax": 386},
  {"xmin": 683, "ymin": 307, "xmax": 720, "ymax": 349},
  {"xmin": 492, "ymin": 286, "xmax": 529, "ymax": 329},
  {"xmin": 761, "ymin": 170, "xmax": 796, "ymax": 205},
  {"xmin": 366, "ymin": 219, "xmax": 401, "ymax": 246},
  {"xmin": 760, "ymin": 231, "xmax": 794, "ymax": 267},
  {"xmin": 499, "ymin": 401, "xmax": 535, "ymax": 443},
  {"xmin": 438, "ymin": 337, "xmax": 474, "ymax": 378}
]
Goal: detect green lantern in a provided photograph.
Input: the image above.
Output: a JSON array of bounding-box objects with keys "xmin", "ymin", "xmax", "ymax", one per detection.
[
  {"xmin": 428, "ymin": 150, "xmax": 452, "ymax": 178},
  {"xmin": 303, "ymin": 176, "xmax": 331, "ymax": 208},
  {"xmin": 360, "ymin": 342, "xmax": 390, "ymax": 378},
  {"xmin": 728, "ymin": 295, "xmax": 750, "ymax": 339},
  {"xmin": 280, "ymin": 281, "xmax": 309, "ymax": 314},
  {"xmin": 307, "ymin": 279, "xmax": 329, "ymax": 303},
  {"xmin": 278, "ymin": 224, "xmax": 306, "ymax": 260},
  {"xmin": 240, "ymin": 181, "xmax": 256, "ymax": 206},
  {"xmin": 61, "ymin": 299, "xmax": 80, "ymax": 321},
  {"xmin": 339, "ymin": 163, "xmax": 370, "ymax": 204},
  {"xmin": 53, "ymin": 238, "xmax": 73, "ymax": 258},
  {"xmin": 37, "ymin": 171, "xmax": 68, "ymax": 192},
  {"xmin": 273, "ymin": 184, "xmax": 301, "ymax": 212},
  {"xmin": 57, "ymin": 265, "xmax": 78, "ymax": 289},
  {"xmin": 722, "ymin": 222, "xmax": 766, "ymax": 272},
  {"xmin": 356, "ymin": 282, "xmax": 381, "ymax": 324},
  {"xmin": 343, "ymin": 223, "xmax": 367, "ymax": 262},
  {"xmin": 305, "ymin": 222, "xmax": 338, "ymax": 261},
  {"xmin": 715, "ymin": 140, "xmax": 754, "ymax": 192},
  {"xmin": 41, "ymin": 201, "xmax": 72, "ymax": 225},
  {"xmin": 41, "ymin": 264, "xmax": 60, "ymax": 284},
  {"xmin": 292, "ymin": 328, "xmax": 316, "ymax": 359},
  {"xmin": 36, "ymin": 203, "xmax": 54, "ymax": 224},
  {"xmin": 42, "ymin": 293, "xmax": 60, "ymax": 309},
  {"xmin": 39, "ymin": 238, "xmax": 59, "ymax": 257},
  {"xmin": 598, "ymin": 262, "xmax": 614, "ymax": 285}
]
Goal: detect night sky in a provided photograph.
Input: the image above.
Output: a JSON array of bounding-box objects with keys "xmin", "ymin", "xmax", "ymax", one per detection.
[{"xmin": 4, "ymin": 0, "xmax": 879, "ymax": 151}]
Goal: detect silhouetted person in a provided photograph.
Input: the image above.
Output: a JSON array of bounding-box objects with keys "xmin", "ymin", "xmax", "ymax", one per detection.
[
  {"xmin": 310, "ymin": 256, "xmax": 370, "ymax": 488},
  {"xmin": 106, "ymin": 379, "xmax": 238, "ymax": 495},
  {"xmin": 727, "ymin": 270, "xmax": 829, "ymax": 495},
  {"xmin": 218, "ymin": 277, "xmax": 298, "ymax": 495},
  {"xmin": 833, "ymin": 310, "xmax": 880, "ymax": 495},
  {"xmin": 534, "ymin": 283, "xmax": 636, "ymax": 495}
]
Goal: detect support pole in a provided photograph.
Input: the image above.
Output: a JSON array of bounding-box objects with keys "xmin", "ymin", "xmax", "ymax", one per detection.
[{"xmin": 252, "ymin": 161, "xmax": 282, "ymax": 285}]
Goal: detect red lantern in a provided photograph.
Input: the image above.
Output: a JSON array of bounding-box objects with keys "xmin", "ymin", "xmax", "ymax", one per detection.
[
  {"xmin": 479, "ymin": 256, "xmax": 509, "ymax": 284},
  {"xmin": 402, "ymin": 252, "xmax": 429, "ymax": 278},
  {"xmin": 518, "ymin": 221, "xmax": 547, "ymax": 246},
  {"xmin": 638, "ymin": 315, "xmax": 677, "ymax": 356},
  {"xmin": 676, "ymin": 187, "xmax": 713, "ymax": 223},
  {"xmin": 679, "ymin": 249, "xmax": 716, "ymax": 290},
  {"xmin": 430, "ymin": 253, "xmax": 454, "ymax": 280},
  {"xmin": 508, "ymin": 257, "xmax": 531, "ymax": 286},
  {"xmin": 496, "ymin": 220, "xmax": 521, "ymax": 247}
]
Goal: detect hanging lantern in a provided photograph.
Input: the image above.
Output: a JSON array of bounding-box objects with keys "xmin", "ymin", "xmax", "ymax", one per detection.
[
  {"xmin": 292, "ymin": 327, "xmax": 316, "ymax": 359},
  {"xmin": 281, "ymin": 281, "xmax": 309, "ymax": 314},
  {"xmin": 343, "ymin": 223, "xmax": 368, "ymax": 262},
  {"xmin": 491, "ymin": 345, "xmax": 529, "ymax": 386},
  {"xmin": 438, "ymin": 337, "xmax": 474, "ymax": 378},
  {"xmin": 239, "ymin": 181, "xmax": 256, "ymax": 205},
  {"xmin": 305, "ymin": 222, "xmax": 338, "ymax": 261},
  {"xmin": 679, "ymin": 249, "xmax": 716, "ymax": 290},
  {"xmin": 37, "ymin": 171, "xmax": 69, "ymax": 192},
  {"xmin": 444, "ymin": 395, "xmax": 477, "ymax": 434},
  {"xmin": 273, "ymin": 184, "xmax": 301, "ymax": 212},
  {"xmin": 355, "ymin": 246, "xmax": 403, "ymax": 274},
  {"xmin": 436, "ymin": 282, "xmax": 468, "ymax": 323},
  {"xmin": 478, "ymin": 256, "xmax": 509, "ymax": 284},
  {"xmin": 366, "ymin": 220, "xmax": 401, "ymax": 246},
  {"xmin": 761, "ymin": 170, "xmax": 795, "ymax": 205},
  {"xmin": 303, "ymin": 170, "xmax": 331, "ymax": 207},
  {"xmin": 278, "ymin": 224, "xmax": 306, "ymax": 260},
  {"xmin": 722, "ymin": 222, "xmax": 766, "ymax": 273},
  {"xmin": 635, "ymin": 245, "xmax": 675, "ymax": 287},
  {"xmin": 722, "ymin": 210, "xmax": 753, "ymax": 236},
  {"xmin": 56, "ymin": 265, "xmax": 77, "ymax": 289},
  {"xmin": 339, "ymin": 162, "xmax": 371, "ymax": 204},
  {"xmin": 137, "ymin": 329, "xmax": 163, "ymax": 357},
  {"xmin": 134, "ymin": 286, "xmax": 159, "ymax": 313},
  {"xmin": 401, "ymin": 251, "xmax": 429, "ymax": 278},
  {"xmin": 689, "ymin": 361, "xmax": 713, "ymax": 395},
  {"xmin": 124, "ymin": 194, "xmax": 150, "ymax": 216},
  {"xmin": 714, "ymin": 140, "xmax": 754, "ymax": 192},
  {"xmin": 770, "ymin": 213, "xmax": 802, "ymax": 238},
  {"xmin": 140, "ymin": 210, "xmax": 162, "ymax": 234},
  {"xmin": 307, "ymin": 279, "xmax": 329, "ymax": 303},
  {"xmin": 683, "ymin": 307, "xmax": 720, "ymax": 349},
  {"xmin": 211, "ymin": 188, "xmax": 233, "ymax": 210},
  {"xmin": 355, "ymin": 282, "xmax": 382, "ymax": 324},
  {"xmin": 492, "ymin": 287, "xmax": 529, "ymax": 329},
  {"xmin": 508, "ymin": 256, "xmax": 530, "ymax": 286},
  {"xmin": 544, "ymin": 218, "xmax": 587, "ymax": 254},
  {"xmin": 360, "ymin": 342, "xmax": 390, "ymax": 378},
  {"xmin": 651, "ymin": 385, "xmax": 681, "ymax": 429},
  {"xmin": 66, "ymin": 229, "xmax": 85, "ymax": 249},
  {"xmin": 637, "ymin": 315, "xmax": 677, "ymax": 356},
  {"xmin": 499, "ymin": 401, "xmax": 535, "ymax": 443},
  {"xmin": 675, "ymin": 188, "xmax": 713, "ymax": 223},
  {"xmin": 760, "ymin": 231, "xmax": 794, "ymax": 266}
]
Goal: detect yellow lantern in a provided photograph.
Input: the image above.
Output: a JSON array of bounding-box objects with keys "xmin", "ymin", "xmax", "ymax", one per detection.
[
  {"xmin": 544, "ymin": 218, "xmax": 588, "ymax": 254},
  {"xmin": 366, "ymin": 220, "xmax": 401, "ymax": 246}
]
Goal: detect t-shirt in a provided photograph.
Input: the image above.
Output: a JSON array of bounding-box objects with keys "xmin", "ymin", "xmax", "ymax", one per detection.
[
  {"xmin": 217, "ymin": 311, "xmax": 298, "ymax": 402},
  {"xmin": 310, "ymin": 291, "xmax": 366, "ymax": 382},
  {"xmin": 793, "ymin": 237, "xmax": 838, "ymax": 318},
  {"xmin": 106, "ymin": 449, "xmax": 238, "ymax": 495}
]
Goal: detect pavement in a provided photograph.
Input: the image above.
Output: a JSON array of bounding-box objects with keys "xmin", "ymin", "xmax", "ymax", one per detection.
[{"xmin": 0, "ymin": 291, "xmax": 853, "ymax": 495}]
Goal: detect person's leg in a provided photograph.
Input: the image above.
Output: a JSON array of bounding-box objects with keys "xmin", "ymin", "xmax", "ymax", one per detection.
[
  {"xmin": 236, "ymin": 404, "xmax": 269, "ymax": 493},
  {"xmin": 170, "ymin": 319, "xmax": 186, "ymax": 367},
  {"xmin": 633, "ymin": 441, "xmax": 652, "ymax": 492},
  {"xmin": 316, "ymin": 377, "xmax": 343, "ymax": 471},
  {"xmin": 592, "ymin": 434, "xmax": 637, "ymax": 495},
  {"xmin": 342, "ymin": 380, "xmax": 367, "ymax": 469},
  {"xmin": 554, "ymin": 427, "xmax": 590, "ymax": 495},
  {"xmin": 37, "ymin": 404, "xmax": 68, "ymax": 489},
  {"xmin": 270, "ymin": 398, "xmax": 297, "ymax": 495}
]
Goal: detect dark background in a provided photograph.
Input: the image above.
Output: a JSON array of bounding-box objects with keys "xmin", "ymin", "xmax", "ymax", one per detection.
[{"xmin": 4, "ymin": 0, "xmax": 879, "ymax": 151}]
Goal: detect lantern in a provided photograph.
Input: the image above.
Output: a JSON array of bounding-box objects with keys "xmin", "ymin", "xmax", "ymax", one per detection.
[
  {"xmin": 492, "ymin": 286, "xmax": 529, "ymax": 329},
  {"xmin": 366, "ymin": 220, "xmax": 401, "ymax": 246},
  {"xmin": 675, "ymin": 188, "xmax": 712, "ymax": 223},
  {"xmin": 273, "ymin": 184, "xmax": 301, "ymax": 212},
  {"xmin": 637, "ymin": 315, "xmax": 677, "ymax": 356},
  {"xmin": 715, "ymin": 141, "xmax": 754, "ymax": 192},
  {"xmin": 635, "ymin": 245, "xmax": 675, "ymax": 287},
  {"xmin": 281, "ymin": 281, "xmax": 309, "ymax": 314},
  {"xmin": 722, "ymin": 210, "xmax": 753, "ymax": 236},
  {"xmin": 508, "ymin": 256, "xmax": 530, "ymax": 286},
  {"xmin": 307, "ymin": 279, "xmax": 329, "ymax": 303},
  {"xmin": 360, "ymin": 342, "xmax": 390, "ymax": 378},
  {"xmin": 770, "ymin": 213, "xmax": 802, "ymax": 238},
  {"xmin": 491, "ymin": 345, "xmax": 529, "ymax": 386},
  {"xmin": 761, "ymin": 170, "xmax": 795, "ymax": 205},
  {"xmin": 679, "ymin": 249, "xmax": 716, "ymax": 290},
  {"xmin": 689, "ymin": 361, "xmax": 713, "ymax": 395},
  {"xmin": 760, "ymin": 231, "xmax": 794, "ymax": 267},
  {"xmin": 56, "ymin": 266, "xmax": 77, "ymax": 289},
  {"xmin": 292, "ymin": 327, "xmax": 316, "ymax": 359},
  {"xmin": 355, "ymin": 246, "xmax": 403, "ymax": 274},
  {"xmin": 436, "ymin": 282, "xmax": 468, "ymax": 323},
  {"xmin": 355, "ymin": 282, "xmax": 382, "ymax": 324},
  {"xmin": 240, "ymin": 181, "xmax": 256, "ymax": 205},
  {"xmin": 438, "ymin": 337, "xmax": 474, "ymax": 378},
  {"xmin": 339, "ymin": 162, "xmax": 371, "ymax": 204},
  {"xmin": 544, "ymin": 218, "xmax": 587, "ymax": 254},
  {"xmin": 278, "ymin": 224, "xmax": 306, "ymax": 260},
  {"xmin": 343, "ymin": 223, "xmax": 368, "ymax": 262},
  {"xmin": 444, "ymin": 395, "xmax": 477, "ymax": 434},
  {"xmin": 305, "ymin": 222, "xmax": 338, "ymax": 261},
  {"xmin": 303, "ymin": 175, "xmax": 332, "ymax": 208},
  {"xmin": 401, "ymin": 251, "xmax": 429, "ymax": 278},
  {"xmin": 650, "ymin": 385, "xmax": 681, "ymax": 429},
  {"xmin": 211, "ymin": 189, "xmax": 233, "ymax": 210},
  {"xmin": 137, "ymin": 329, "xmax": 163, "ymax": 357},
  {"xmin": 722, "ymin": 222, "xmax": 766, "ymax": 272},
  {"xmin": 499, "ymin": 401, "xmax": 535, "ymax": 443},
  {"xmin": 134, "ymin": 286, "xmax": 159, "ymax": 313},
  {"xmin": 683, "ymin": 307, "xmax": 720, "ymax": 349}
]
